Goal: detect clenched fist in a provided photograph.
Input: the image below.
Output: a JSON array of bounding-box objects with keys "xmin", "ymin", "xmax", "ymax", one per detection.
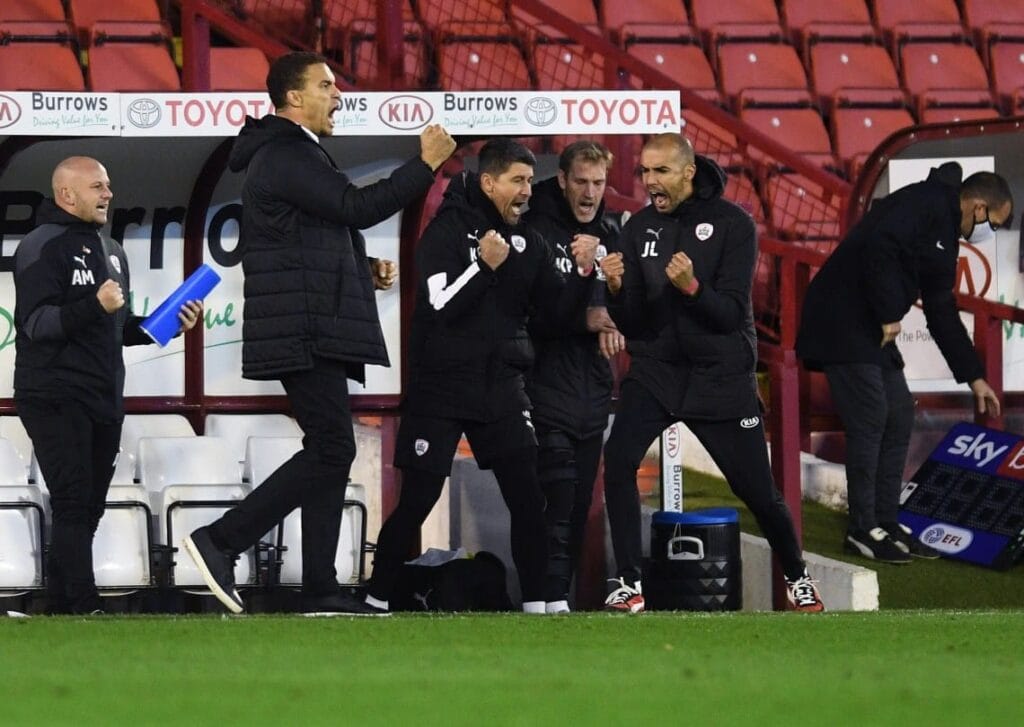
[
  {"xmin": 96, "ymin": 278, "xmax": 124, "ymax": 313},
  {"xmin": 420, "ymin": 124, "xmax": 456, "ymax": 171},
  {"xmin": 600, "ymin": 252, "xmax": 624, "ymax": 294},
  {"xmin": 479, "ymin": 229, "xmax": 510, "ymax": 270},
  {"xmin": 570, "ymin": 233, "xmax": 599, "ymax": 274}
]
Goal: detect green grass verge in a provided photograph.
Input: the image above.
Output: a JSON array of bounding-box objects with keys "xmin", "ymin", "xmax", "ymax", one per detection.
[
  {"xmin": 1, "ymin": 612, "xmax": 1022, "ymax": 726},
  {"xmin": 674, "ymin": 469, "xmax": 1024, "ymax": 609}
]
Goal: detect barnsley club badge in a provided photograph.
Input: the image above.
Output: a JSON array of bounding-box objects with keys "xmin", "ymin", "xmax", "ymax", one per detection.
[
  {"xmin": 510, "ymin": 235, "xmax": 526, "ymax": 253},
  {"xmin": 109, "ymin": 255, "xmax": 122, "ymax": 274},
  {"xmin": 695, "ymin": 223, "xmax": 714, "ymax": 241},
  {"xmin": 414, "ymin": 439, "xmax": 429, "ymax": 456}
]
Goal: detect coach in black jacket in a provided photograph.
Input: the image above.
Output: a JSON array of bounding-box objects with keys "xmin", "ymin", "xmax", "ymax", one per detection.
[
  {"xmin": 522, "ymin": 141, "xmax": 622, "ymax": 613},
  {"xmin": 365, "ymin": 139, "xmax": 598, "ymax": 614},
  {"xmin": 15, "ymin": 156, "xmax": 200, "ymax": 614},
  {"xmin": 600, "ymin": 133, "xmax": 823, "ymax": 613},
  {"xmin": 797, "ymin": 163, "xmax": 1009, "ymax": 563},
  {"xmin": 184, "ymin": 52, "xmax": 454, "ymax": 616}
]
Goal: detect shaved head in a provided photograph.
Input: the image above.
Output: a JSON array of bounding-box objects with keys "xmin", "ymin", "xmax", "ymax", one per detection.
[
  {"xmin": 642, "ymin": 133, "xmax": 695, "ymax": 166},
  {"xmin": 52, "ymin": 156, "xmax": 112, "ymax": 225}
]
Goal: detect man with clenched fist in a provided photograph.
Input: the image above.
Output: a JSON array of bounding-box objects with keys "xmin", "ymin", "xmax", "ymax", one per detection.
[{"xmin": 13, "ymin": 156, "xmax": 201, "ymax": 615}]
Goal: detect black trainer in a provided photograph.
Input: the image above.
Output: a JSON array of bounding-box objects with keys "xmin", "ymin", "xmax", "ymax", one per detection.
[
  {"xmin": 301, "ymin": 591, "xmax": 391, "ymax": 617},
  {"xmin": 883, "ymin": 522, "xmax": 942, "ymax": 560},
  {"xmin": 844, "ymin": 527, "xmax": 911, "ymax": 564},
  {"xmin": 183, "ymin": 526, "xmax": 244, "ymax": 614}
]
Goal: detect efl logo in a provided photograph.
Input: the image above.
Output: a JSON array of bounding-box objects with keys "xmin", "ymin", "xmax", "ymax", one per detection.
[
  {"xmin": 921, "ymin": 524, "xmax": 973, "ymax": 554},
  {"xmin": 0, "ymin": 94, "xmax": 23, "ymax": 129},
  {"xmin": 379, "ymin": 94, "xmax": 433, "ymax": 130}
]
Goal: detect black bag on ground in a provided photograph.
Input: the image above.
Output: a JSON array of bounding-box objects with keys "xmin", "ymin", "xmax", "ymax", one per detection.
[{"xmin": 390, "ymin": 551, "xmax": 513, "ymax": 612}]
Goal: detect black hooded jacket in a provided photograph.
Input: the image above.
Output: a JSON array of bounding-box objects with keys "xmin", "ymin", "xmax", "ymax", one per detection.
[
  {"xmin": 403, "ymin": 171, "xmax": 594, "ymax": 422},
  {"xmin": 608, "ymin": 154, "xmax": 761, "ymax": 419},
  {"xmin": 523, "ymin": 176, "xmax": 618, "ymax": 438},
  {"xmin": 797, "ymin": 162, "xmax": 983, "ymax": 383},
  {"xmin": 227, "ymin": 114, "xmax": 435, "ymax": 381},
  {"xmin": 14, "ymin": 199, "xmax": 149, "ymax": 421}
]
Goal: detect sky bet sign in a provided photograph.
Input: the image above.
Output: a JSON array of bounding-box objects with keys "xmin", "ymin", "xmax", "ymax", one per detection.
[{"xmin": 899, "ymin": 422, "xmax": 1024, "ymax": 568}]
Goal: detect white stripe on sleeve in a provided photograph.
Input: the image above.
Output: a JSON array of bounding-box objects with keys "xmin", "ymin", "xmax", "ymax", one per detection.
[{"xmin": 427, "ymin": 264, "xmax": 480, "ymax": 311}]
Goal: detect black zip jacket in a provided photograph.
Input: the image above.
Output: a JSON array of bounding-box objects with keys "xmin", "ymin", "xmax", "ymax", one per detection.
[
  {"xmin": 14, "ymin": 199, "xmax": 149, "ymax": 421},
  {"xmin": 608, "ymin": 155, "xmax": 761, "ymax": 419},
  {"xmin": 227, "ymin": 114, "xmax": 435, "ymax": 381},
  {"xmin": 403, "ymin": 171, "xmax": 595, "ymax": 422},
  {"xmin": 523, "ymin": 176, "xmax": 617, "ymax": 438},
  {"xmin": 797, "ymin": 162, "xmax": 983, "ymax": 383}
]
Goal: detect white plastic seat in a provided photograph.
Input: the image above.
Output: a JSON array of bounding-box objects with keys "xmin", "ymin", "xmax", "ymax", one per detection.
[
  {"xmin": 242, "ymin": 435, "xmax": 303, "ymax": 485},
  {"xmin": 206, "ymin": 414, "xmax": 302, "ymax": 481},
  {"xmin": 0, "ymin": 483, "xmax": 46, "ymax": 591},
  {"xmin": 0, "ymin": 438, "xmax": 29, "ymax": 486},
  {"xmin": 0, "ymin": 418, "xmax": 33, "ymax": 482},
  {"xmin": 94, "ymin": 484, "xmax": 153, "ymax": 590},
  {"xmin": 136, "ymin": 435, "xmax": 254, "ymax": 588},
  {"xmin": 120, "ymin": 413, "xmax": 196, "ymax": 482}
]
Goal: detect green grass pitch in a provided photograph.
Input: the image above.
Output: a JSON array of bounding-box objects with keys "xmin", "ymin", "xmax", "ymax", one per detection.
[{"xmin": 2, "ymin": 611, "xmax": 1022, "ymax": 726}]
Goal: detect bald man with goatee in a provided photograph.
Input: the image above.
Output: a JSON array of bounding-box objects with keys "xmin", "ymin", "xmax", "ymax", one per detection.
[{"xmin": 14, "ymin": 156, "xmax": 201, "ymax": 615}]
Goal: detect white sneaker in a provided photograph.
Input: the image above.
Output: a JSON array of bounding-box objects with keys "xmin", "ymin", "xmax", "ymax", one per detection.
[
  {"xmin": 545, "ymin": 600, "xmax": 570, "ymax": 614},
  {"xmin": 522, "ymin": 600, "xmax": 545, "ymax": 614},
  {"xmin": 603, "ymin": 578, "xmax": 645, "ymax": 613}
]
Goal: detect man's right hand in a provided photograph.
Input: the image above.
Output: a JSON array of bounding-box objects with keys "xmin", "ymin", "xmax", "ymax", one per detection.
[
  {"xmin": 600, "ymin": 252, "xmax": 624, "ymax": 294},
  {"xmin": 479, "ymin": 230, "xmax": 510, "ymax": 270},
  {"xmin": 420, "ymin": 124, "xmax": 456, "ymax": 171},
  {"xmin": 97, "ymin": 278, "xmax": 124, "ymax": 313}
]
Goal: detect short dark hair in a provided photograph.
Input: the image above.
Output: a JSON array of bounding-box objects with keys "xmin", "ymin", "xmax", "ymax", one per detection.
[
  {"xmin": 962, "ymin": 171, "xmax": 1013, "ymax": 213},
  {"xmin": 478, "ymin": 138, "xmax": 536, "ymax": 177},
  {"xmin": 558, "ymin": 140, "xmax": 613, "ymax": 174},
  {"xmin": 267, "ymin": 51, "xmax": 328, "ymax": 109}
]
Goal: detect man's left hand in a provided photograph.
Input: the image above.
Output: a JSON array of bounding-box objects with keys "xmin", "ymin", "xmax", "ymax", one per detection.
[
  {"xmin": 177, "ymin": 300, "xmax": 203, "ymax": 332},
  {"xmin": 373, "ymin": 259, "xmax": 398, "ymax": 290}
]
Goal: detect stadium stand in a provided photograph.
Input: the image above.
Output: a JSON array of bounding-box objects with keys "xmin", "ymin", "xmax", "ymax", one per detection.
[
  {"xmin": 624, "ymin": 40, "xmax": 721, "ymax": 103},
  {"xmin": 739, "ymin": 106, "xmax": 837, "ymax": 170},
  {"xmin": 872, "ymin": 0, "xmax": 963, "ymax": 50},
  {"xmin": 990, "ymin": 40, "xmax": 1024, "ymax": 114},
  {"xmin": 808, "ymin": 41, "xmax": 905, "ymax": 111},
  {"xmin": 899, "ymin": 42, "xmax": 993, "ymax": 120},
  {"xmin": 690, "ymin": 0, "xmax": 783, "ymax": 48},
  {"xmin": 435, "ymin": 21, "xmax": 533, "ymax": 91},
  {"xmin": 417, "ymin": 0, "xmax": 506, "ymax": 30},
  {"xmin": 322, "ymin": 0, "xmax": 426, "ymax": 88},
  {"xmin": 204, "ymin": 413, "xmax": 302, "ymax": 482},
  {"xmin": 780, "ymin": 0, "xmax": 875, "ymax": 50},
  {"xmin": 209, "ymin": 46, "xmax": 270, "ymax": 90},
  {"xmin": 0, "ymin": 417, "xmax": 34, "ymax": 483},
  {"xmin": 717, "ymin": 42, "xmax": 809, "ymax": 109},
  {"xmin": 831, "ymin": 106, "xmax": 916, "ymax": 178},
  {"xmin": 0, "ymin": 439, "xmax": 45, "ymax": 593},
  {"xmin": 601, "ymin": 0, "xmax": 690, "ymax": 42}
]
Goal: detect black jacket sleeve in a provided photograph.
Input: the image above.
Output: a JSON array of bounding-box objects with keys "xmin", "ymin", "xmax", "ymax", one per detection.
[
  {"xmin": 679, "ymin": 212, "xmax": 755, "ymax": 332},
  {"xmin": 415, "ymin": 215, "xmax": 496, "ymax": 324},
  {"xmin": 528, "ymin": 234, "xmax": 594, "ymax": 336},
  {"xmin": 919, "ymin": 243, "xmax": 984, "ymax": 383},
  {"xmin": 17, "ymin": 238, "xmax": 105, "ymax": 342},
  {"xmin": 264, "ymin": 143, "xmax": 435, "ymax": 230}
]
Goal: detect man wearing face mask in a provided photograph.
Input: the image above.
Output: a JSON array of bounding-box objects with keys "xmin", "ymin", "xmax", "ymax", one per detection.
[{"xmin": 797, "ymin": 164, "xmax": 1012, "ymax": 563}]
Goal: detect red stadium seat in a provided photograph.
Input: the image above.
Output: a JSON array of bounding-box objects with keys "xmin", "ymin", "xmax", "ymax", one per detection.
[
  {"xmin": 436, "ymin": 22, "xmax": 532, "ymax": 91},
  {"xmin": 990, "ymin": 41, "xmax": 1024, "ymax": 114},
  {"xmin": 919, "ymin": 105, "xmax": 1000, "ymax": 124},
  {"xmin": 531, "ymin": 34, "xmax": 605, "ymax": 89},
  {"xmin": 626, "ymin": 42, "xmax": 720, "ymax": 103},
  {"xmin": 86, "ymin": 21, "xmax": 179, "ymax": 91},
  {"xmin": 236, "ymin": 0, "xmax": 309, "ymax": 43},
  {"xmin": 961, "ymin": 0, "xmax": 1024, "ymax": 62},
  {"xmin": 872, "ymin": 0, "xmax": 961, "ymax": 29},
  {"xmin": 831, "ymin": 107, "xmax": 915, "ymax": 177},
  {"xmin": 68, "ymin": 0, "xmax": 161, "ymax": 35},
  {"xmin": 809, "ymin": 42, "xmax": 904, "ymax": 109},
  {"xmin": 781, "ymin": 0, "xmax": 871, "ymax": 34},
  {"xmin": 681, "ymin": 109, "xmax": 747, "ymax": 169},
  {"xmin": 0, "ymin": 0, "xmax": 66, "ymax": 22},
  {"xmin": 416, "ymin": 0, "xmax": 506, "ymax": 31},
  {"xmin": 899, "ymin": 43, "xmax": 993, "ymax": 117},
  {"xmin": 323, "ymin": 0, "xmax": 415, "ymax": 28},
  {"xmin": 764, "ymin": 171, "xmax": 842, "ymax": 238},
  {"xmin": 724, "ymin": 167, "xmax": 768, "ymax": 232},
  {"xmin": 602, "ymin": 0, "xmax": 689, "ymax": 42},
  {"xmin": 209, "ymin": 47, "xmax": 270, "ymax": 91},
  {"xmin": 690, "ymin": 0, "xmax": 782, "ymax": 47},
  {"xmin": 0, "ymin": 43, "xmax": 84, "ymax": 90},
  {"xmin": 717, "ymin": 43, "xmax": 809, "ymax": 108},
  {"xmin": 341, "ymin": 18, "xmax": 429, "ymax": 89},
  {"xmin": 740, "ymin": 107, "xmax": 837, "ymax": 170}
]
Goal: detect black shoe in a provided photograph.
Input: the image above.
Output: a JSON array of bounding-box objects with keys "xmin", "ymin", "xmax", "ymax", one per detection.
[
  {"xmin": 183, "ymin": 527, "xmax": 244, "ymax": 614},
  {"xmin": 300, "ymin": 591, "xmax": 391, "ymax": 617},
  {"xmin": 844, "ymin": 527, "xmax": 911, "ymax": 564},
  {"xmin": 883, "ymin": 522, "xmax": 942, "ymax": 559}
]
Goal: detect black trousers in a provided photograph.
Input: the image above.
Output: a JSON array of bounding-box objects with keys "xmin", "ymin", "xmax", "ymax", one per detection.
[
  {"xmin": 18, "ymin": 398, "xmax": 121, "ymax": 614},
  {"xmin": 211, "ymin": 357, "xmax": 356, "ymax": 596},
  {"xmin": 537, "ymin": 427, "xmax": 603, "ymax": 602},
  {"xmin": 603, "ymin": 380, "xmax": 807, "ymax": 583},
  {"xmin": 823, "ymin": 360, "xmax": 915, "ymax": 533}
]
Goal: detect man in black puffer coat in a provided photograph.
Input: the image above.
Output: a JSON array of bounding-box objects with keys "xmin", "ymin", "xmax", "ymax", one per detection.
[
  {"xmin": 364, "ymin": 139, "xmax": 598, "ymax": 614},
  {"xmin": 184, "ymin": 52, "xmax": 455, "ymax": 616},
  {"xmin": 522, "ymin": 140, "xmax": 623, "ymax": 613},
  {"xmin": 601, "ymin": 133, "xmax": 824, "ymax": 613},
  {"xmin": 797, "ymin": 164, "xmax": 1009, "ymax": 564}
]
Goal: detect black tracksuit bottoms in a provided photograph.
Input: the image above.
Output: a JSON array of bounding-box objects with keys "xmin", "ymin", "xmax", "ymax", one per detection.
[
  {"xmin": 18, "ymin": 398, "xmax": 121, "ymax": 614},
  {"xmin": 603, "ymin": 380, "xmax": 807, "ymax": 584},
  {"xmin": 210, "ymin": 356, "xmax": 356, "ymax": 596}
]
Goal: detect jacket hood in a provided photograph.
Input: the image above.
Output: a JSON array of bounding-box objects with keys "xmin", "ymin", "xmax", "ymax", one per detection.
[
  {"xmin": 439, "ymin": 171, "xmax": 512, "ymax": 231},
  {"xmin": 528, "ymin": 175, "xmax": 608, "ymax": 228},
  {"xmin": 926, "ymin": 161, "xmax": 964, "ymax": 189},
  {"xmin": 691, "ymin": 154, "xmax": 726, "ymax": 202},
  {"xmin": 35, "ymin": 197, "xmax": 100, "ymax": 228},
  {"xmin": 228, "ymin": 115, "xmax": 311, "ymax": 172}
]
